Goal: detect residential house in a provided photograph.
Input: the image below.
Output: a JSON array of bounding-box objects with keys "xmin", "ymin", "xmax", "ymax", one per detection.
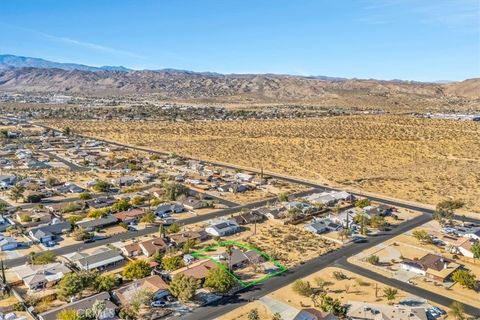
[
  {"xmin": 29, "ymin": 221, "xmax": 71, "ymax": 243},
  {"xmin": 169, "ymin": 259, "xmax": 217, "ymax": 280},
  {"xmin": 443, "ymin": 236, "xmax": 477, "ymax": 258},
  {"xmin": 233, "ymin": 211, "xmax": 265, "ymax": 225},
  {"xmin": 218, "ymin": 248, "xmax": 266, "ymax": 268},
  {"xmin": 113, "ymin": 275, "xmax": 169, "ymax": 306},
  {"xmin": 168, "ymin": 230, "xmax": 209, "ymax": 247},
  {"xmin": 464, "ymin": 229, "xmax": 480, "ymax": 241},
  {"xmin": 13, "ymin": 262, "xmax": 71, "ymax": 290},
  {"xmin": 111, "ymin": 176, "xmax": 137, "ymax": 187},
  {"xmin": 0, "ymin": 235, "xmax": 18, "ymax": 251},
  {"xmin": 76, "ymin": 215, "xmax": 118, "ymax": 231},
  {"xmin": 400, "ymin": 253, "xmax": 460, "ymax": 282},
  {"xmin": 293, "ymin": 309, "xmax": 337, "ymax": 320},
  {"xmin": 347, "ymin": 301, "xmax": 428, "ymax": 320},
  {"xmin": 154, "ymin": 203, "xmax": 184, "ymax": 217},
  {"xmin": 55, "ymin": 182, "xmax": 85, "ymax": 194},
  {"xmin": 121, "ymin": 242, "xmax": 142, "ymax": 258},
  {"xmin": 234, "ymin": 172, "xmax": 254, "ymax": 182},
  {"xmin": 63, "ymin": 247, "xmax": 125, "ymax": 271},
  {"xmin": 0, "ymin": 175, "xmax": 16, "ymax": 189},
  {"xmin": 205, "ymin": 219, "xmax": 240, "ymax": 237},
  {"xmin": 16, "ymin": 210, "xmax": 52, "ymax": 228},
  {"xmin": 114, "ymin": 208, "xmax": 145, "ymax": 224},
  {"xmin": 0, "ymin": 216, "xmax": 13, "ymax": 232},
  {"xmin": 86, "ymin": 197, "xmax": 116, "ymax": 209},
  {"xmin": 257, "ymin": 207, "xmax": 284, "ymax": 220},
  {"xmin": 139, "ymin": 238, "xmax": 168, "ymax": 256},
  {"xmin": 179, "ymin": 197, "xmax": 208, "ymax": 211},
  {"xmin": 38, "ymin": 292, "xmax": 117, "ymax": 320}
]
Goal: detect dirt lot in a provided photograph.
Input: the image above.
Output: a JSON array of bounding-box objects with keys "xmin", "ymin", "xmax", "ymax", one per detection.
[
  {"xmin": 218, "ymin": 220, "xmax": 340, "ymax": 268},
  {"xmin": 43, "ymin": 115, "xmax": 480, "ymax": 213}
]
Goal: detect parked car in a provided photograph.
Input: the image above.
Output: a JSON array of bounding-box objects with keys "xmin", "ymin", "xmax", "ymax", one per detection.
[{"xmin": 151, "ymin": 301, "xmax": 166, "ymax": 308}]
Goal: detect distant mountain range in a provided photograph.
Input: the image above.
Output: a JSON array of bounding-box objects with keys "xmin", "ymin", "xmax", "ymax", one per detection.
[
  {"xmin": 0, "ymin": 54, "xmax": 478, "ymax": 108},
  {"xmin": 0, "ymin": 54, "xmax": 130, "ymax": 72}
]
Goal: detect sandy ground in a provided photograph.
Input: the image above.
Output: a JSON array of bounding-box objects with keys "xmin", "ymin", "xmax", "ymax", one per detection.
[
  {"xmin": 218, "ymin": 300, "xmax": 273, "ymax": 320},
  {"xmin": 349, "ymin": 221, "xmax": 480, "ymax": 308},
  {"xmin": 215, "ymin": 220, "xmax": 340, "ymax": 268},
  {"xmin": 221, "ymin": 266, "xmax": 450, "ymax": 320},
  {"xmin": 43, "ymin": 115, "xmax": 480, "ymax": 213}
]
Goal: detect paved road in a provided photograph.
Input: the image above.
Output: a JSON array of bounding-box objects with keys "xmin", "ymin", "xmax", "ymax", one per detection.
[
  {"xmin": 179, "ymin": 214, "xmax": 462, "ymax": 320},
  {"xmin": 336, "ymin": 259, "xmax": 480, "ymax": 317},
  {"xmin": 11, "ymin": 120, "xmax": 480, "ymax": 317},
  {"xmin": 42, "ymin": 150, "xmax": 89, "ymax": 172},
  {"xmin": 4, "ymin": 188, "xmax": 320, "ymax": 268}
]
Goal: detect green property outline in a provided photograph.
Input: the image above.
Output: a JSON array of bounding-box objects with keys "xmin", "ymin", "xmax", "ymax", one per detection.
[{"xmin": 190, "ymin": 240, "xmax": 288, "ymax": 288}]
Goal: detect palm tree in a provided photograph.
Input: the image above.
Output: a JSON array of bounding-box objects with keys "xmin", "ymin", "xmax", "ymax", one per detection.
[
  {"xmin": 9, "ymin": 184, "xmax": 24, "ymax": 203},
  {"xmin": 448, "ymin": 302, "xmax": 465, "ymax": 320},
  {"xmin": 225, "ymin": 244, "xmax": 233, "ymax": 271},
  {"xmin": 383, "ymin": 287, "xmax": 398, "ymax": 304}
]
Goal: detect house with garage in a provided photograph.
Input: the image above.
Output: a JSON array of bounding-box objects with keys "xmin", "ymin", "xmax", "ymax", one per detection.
[
  {"xmin": 168, "ymin": 230, "xmax": 209, "ymax": 247},
  {"xmin": 77, "ymin": 215, "xmax": 118, "ymax": 231},
  {"xmin": 113, "ymin": 208, "xmax": 145, "ymax": 224},
  {"xmin": 400, "ymin": 253, "xmax": 461, "ymax": 282},
  {"xmin": 0, "ymin": 235, "xmax": 18, "ymax": 251},
  {"xmin": 154, "ymin": 203, "xmax": 184, "ymax": 217},
  {"xmin": 13, "ymin": 262, "xmax": 71, "ymax": 290},
  {"xmin": 169, "ymin": 259, "xmax": 217, "ymax": 281},
  {"xmin": 179, "ymin": 196, "xmax": 209, "ymax": 211},
  {"xmin": 55, "ymin": 182, "xmax": 85, "ymax": 194},
  {"xmin": 86, "ymin": 196, "xmax": 116, "ymax": 209},
  {"xmin": 38, "ymin": 291, "xmax": 117, "ymax": 320},
  {"xmin": 205, "ymin": 219, "xmax": 240, "ymax": 237},
  {"xmin": 63, "ymin": 247, "xmax": 125, "ymax": 272},
  {"xmin": 29, "ymin": 220, "xmax": 71, "ymax": 243},
  {"xmin": 233, "ymin": 211, "xmax": 265, "ymax": 225},
  {"xmin": 113, "ymin": 275, "xmax": 169, "ymax": 306},
  {"xmin": 443, "ymin": 236, "xmax": 477, "ymax": 258}
]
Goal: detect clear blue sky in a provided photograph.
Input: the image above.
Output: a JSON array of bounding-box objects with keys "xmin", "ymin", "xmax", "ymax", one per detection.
[{"xmin": 1, "ymin": 0, "xmax": 479, "ymax": 81}]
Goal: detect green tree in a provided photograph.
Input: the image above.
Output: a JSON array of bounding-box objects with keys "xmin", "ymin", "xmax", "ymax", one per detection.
[
  {"xmin": 31, "ymin": 252, "xmax": 56, "ymax": 265},
  {"xmin": 248, "ymin": 309, "xmax": 260, "ymax": 320},
  {"xmin": 278, "ymin": 193, "xmax": 289, "ymax": 202},
  {"xmin": 131, "ymin": 196, "xmax": 144, "ymax": 206},
  {"xmin": 471, "ymin": 241, "xmax": 480, "ymax": 261},
  {"xmin": 79, "ymin": 192, "xmax": 93, "ymax": 200},
  {"xmin": 66, "ymin": 215, "xmax": 82, "ymax": 225},
  {"xmin": 63, "ymin": 127, "xmax": 72, "ymax": 136},
  {"xmin": 130, "ymin": 288, "xmax": 154, "ymax": 312},
  {"xmin": 71, "ymin": 228, "xmax": 93, "ymax": 241},
  {"xmin": 448, "ymin": 301, "xmax": 465, "ymax": 320},
  {"xmin": 57, "ymin": 273, "xmax": 86, "ymax": 300},
  {"xmin": 112, "ymin": 199, "xmax": 132, "ymax": 212},
  {"xmin": 433, "ymin": 199, "xmax": 464, "ymax": 224},
  {"xmin": 412, "ymin": 230, "xmax": 434, "ymax": 244},
  {"xmin": 355, "ymin": 198, "xmax": 371, "ymax": 209},
  {"xmin": 292, "ymin": 279, "xmax": 313, "ymax": 297},
  {"xmin": 272, "ymin": 313, "xmax": 282, "ymax": 320},
  {"xmin": 93, "ymin": 273, "xmax": 120, "ymax": 292},
  {"xmin": 140, "ymin": 211, "xmax": 156, "ymax": 225},
  {"xmin": 167, "ymin": 223, "xmax": 181, "ymax": 234},
  {"xmin": 182, "ymin": 239, "xmax": 198, "ymax": 254},
  {"xmin": 169, "ymin": 274, "xmax": 200, "ymax": 302},
  {"xmin": 452, "ymin": 269, "xmax": 477, "ymax": 290},
  {"xmin": 383, "ymin": 287, "xmax": 398, "ymax": 303},
  {"xmin": 204, "ymin": 266, "xmax": 235, "ymax": 293},
  {"xmin": 87, "ymin": 207, "xmax": 110, "ymax": 219},
  {"xmin": 9, "ymin": 184, "xmax": 25, "ymax": 202},
  {"xmin": 366, "ymin": 255, "xmax": 380, "ymax": 265},
  {"xmin": 57, "ymin": 309, "xmax": 80, "ymax": 320},
  {"xmin": 161, "ymin": 255, "xmax": 185, "ymax": 271},
  {"xmin": 163, "ymin": 182, "xmax": 187, "ymax": 201},
  {"xmin": 318, "ymin": 294, "xmax": 348, "ymax": 317},
  {"xmin": 92, "ymin": 180, "xmax": 110, "ymax": 192},
  {"xmin": 122, "ymin": 260, "xmax": 152, "ymax": 280},
  {"xmin": 84, "ymin": 300, "xmax": 106, "ymax": 320}
]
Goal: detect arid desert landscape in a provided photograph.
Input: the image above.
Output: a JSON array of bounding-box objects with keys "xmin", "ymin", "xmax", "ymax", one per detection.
[{"xmin": 44, "ymin": 114, "xmax": 480, "ymax": 213}]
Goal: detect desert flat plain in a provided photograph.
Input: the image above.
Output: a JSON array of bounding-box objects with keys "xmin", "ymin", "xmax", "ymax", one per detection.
[{"xmin": 44, "ymin": 114, "xmax": 480, "ymax": 212}]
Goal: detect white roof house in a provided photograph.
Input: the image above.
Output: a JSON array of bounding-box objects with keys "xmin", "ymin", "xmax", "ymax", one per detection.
[
  {"xmin": 63, "ymin": 247, "xmax": 124, "ymax": 271},
  {"xmin": 205, "ymin": 219, "xmax": 240, "ymax": 237},
  {"xmin": 13, "ymin": 262, "xmax": 71, "ymax": 290}
]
